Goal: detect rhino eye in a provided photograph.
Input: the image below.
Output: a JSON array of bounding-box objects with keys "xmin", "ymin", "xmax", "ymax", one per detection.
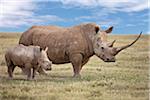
[{"xmin": 101, "ymin": 47, "xmax": 104, "ymax": 50}]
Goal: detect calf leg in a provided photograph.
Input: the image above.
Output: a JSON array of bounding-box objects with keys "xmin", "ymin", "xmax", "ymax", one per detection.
[
  {"xmin": 32, "ymin": 68, "xmax": 36, "ymax": 79},
  {"xmin": 22, "ymin": 67, "xmax": 45, "ymax": 76},
  {"xmin": 24, "ymin": 63, "xmax": 32, "ymax": 80},
  {"xmin": 8, "ymin": 65, "xmax": 15, "ymax": 79},
  {"xmin": 26, "ymin": 68, "xmax": 31, "ymax": 80},
  {"xmin": 5, "ymin": 55, "xmax": 15, "ymax": 79},
  {"xmin": 70, "ymin": 53, "xmax": 83, "ymax": 77}
]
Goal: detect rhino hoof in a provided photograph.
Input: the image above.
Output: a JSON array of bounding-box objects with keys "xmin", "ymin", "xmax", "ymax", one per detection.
[
  {"xmin": 73, "ymin": 74, "xmax": 81, "ymax": 78},
  {"xmin": 27, "ymin": 77, "xmax": 32, "ymax": 81},
  {"xmin": 8, "ymin": 77, "xmax": 13, "ymax": 80}
]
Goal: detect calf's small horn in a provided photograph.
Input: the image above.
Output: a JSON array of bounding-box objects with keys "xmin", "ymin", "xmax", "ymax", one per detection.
[{"xmin": 114, "ymin": 32, "xmax": 142, "ymax": 54}]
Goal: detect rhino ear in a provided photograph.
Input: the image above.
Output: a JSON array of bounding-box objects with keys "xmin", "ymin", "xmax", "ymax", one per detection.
[
  {"xmin": 95, "ymin": 26, "xmax": 100, "ymax": 33},
  {"xmin": 105, "ymin": 26, "xmax": 113, "ymax": 33},
  {"xmin": 40, "ymin": 47, "xmax": 42, "ymax": 52},
  {"xmin": 45, "ymin": 47, "xmax": 48, "ymax": 52}
]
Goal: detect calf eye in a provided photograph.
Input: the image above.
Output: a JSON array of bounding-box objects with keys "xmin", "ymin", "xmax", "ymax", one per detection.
[{"xmin": 101, "ymin": 47, "xmax": 104, "ymax": 50}]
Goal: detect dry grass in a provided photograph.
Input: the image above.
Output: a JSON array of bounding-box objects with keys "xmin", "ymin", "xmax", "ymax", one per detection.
[{"xmin": 0, "ymin": 33, "xmax": 149, "ymax": 100}]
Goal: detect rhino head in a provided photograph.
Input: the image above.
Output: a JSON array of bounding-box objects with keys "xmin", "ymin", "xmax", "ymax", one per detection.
[
  {"xmin": 38, "ymin": 47, "xmax": 52, "ymax": 70},
  {"xmin": 94, "ymin": 32, "xmax": 142, "ymax": 62}
]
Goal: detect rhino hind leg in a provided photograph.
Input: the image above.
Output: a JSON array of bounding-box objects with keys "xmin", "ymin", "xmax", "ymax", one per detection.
[
  {"xmin": 70, "ymin": 53, "xmax": 83, "ymax": 78},
  {"xmin": 5, "ymin": 56, "xmax": 16, "ymax": 79},
  {"xmin": 8, "ymin": 65, "xmax": 15, "ymax": 79}
]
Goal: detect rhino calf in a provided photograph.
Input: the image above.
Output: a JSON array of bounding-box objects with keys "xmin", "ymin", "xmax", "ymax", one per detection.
[{"xmin": 5, "ymin": 44, "xmax": 52, "ymax": 80}]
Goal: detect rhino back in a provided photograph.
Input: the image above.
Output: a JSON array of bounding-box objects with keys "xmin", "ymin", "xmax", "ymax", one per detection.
[
  {"xmin": 19, "ymin": 25, "xmax": 63, "ymax": 46},
  {"xmin": 33, "ymin": 25, "xmax": 63, "ymax": 30},
  {"xmin": 19, "ymin": 28, "xmax": 34, "ymax": 45}
]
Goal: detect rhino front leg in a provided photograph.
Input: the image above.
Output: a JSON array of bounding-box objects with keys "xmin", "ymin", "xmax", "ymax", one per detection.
[
  {"xmin": 5, "ymin": 56, "xmax": 15, "ymax": 79},
  {"xmin": 70, "ymin": 53, "xmax": 83, "ymax": 78},
  {"xmin": 24, "ymin": 63, "xmax": 32, "ymax": 80}
]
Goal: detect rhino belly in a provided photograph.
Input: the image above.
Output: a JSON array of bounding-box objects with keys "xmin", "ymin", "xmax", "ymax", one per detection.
[
  {"xmin": 47, "ymin": 48, "xmax": 70, "ymax": 64},
  {"xmin": 51, "ymin": 59, "xmax": 70, "ymax": 64}
]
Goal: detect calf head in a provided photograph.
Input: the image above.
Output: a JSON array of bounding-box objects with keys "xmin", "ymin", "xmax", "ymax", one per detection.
[
  {"xmin": 38, "ymin": 47, "xmax": 52, "ymax": 70},
  {"xmin": 94, "ymin": 32, "xmax": 142, "ymax": 62}
]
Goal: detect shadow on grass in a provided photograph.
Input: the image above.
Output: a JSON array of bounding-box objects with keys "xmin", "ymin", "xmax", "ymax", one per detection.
[
  {"xmin": 0, "ymin": 73, "xmax": 99, "ymax": 84},
  {"xmin": 0, "ymin": 74, "xmax": 91, "ymax": 83},
  {"xmin": 35, "ymin": 74, "xmax": 86, "ymax": 83},
  {"xmin": 0, "ymin": 75, "xmax": 27, "ymax": 82},
  {"xmin": 1, "ymin": 92, "xmax": 34, "ymax": 100}
]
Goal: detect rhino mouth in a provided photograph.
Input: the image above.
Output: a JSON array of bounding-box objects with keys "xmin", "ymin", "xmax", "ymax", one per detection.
[
  {"xmin": 104, "ymin": 60, "xmax": 115, "ymax": 62},
  {"xmin": 46, "ymin": 68, "xmax": 52, "ymax": 71},
  {"xmin": 100, "ymin": 57, "xmax": 116, "ymax": 62}
]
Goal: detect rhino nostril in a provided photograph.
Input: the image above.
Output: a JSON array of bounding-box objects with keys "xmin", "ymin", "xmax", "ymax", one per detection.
[
  {"xmin": 106, "ymin": 58, "xmax": 109, "ymax": 61},
  {"xmin": 46, "ymin": 68, "xmax": 52, "ymax": 70}
]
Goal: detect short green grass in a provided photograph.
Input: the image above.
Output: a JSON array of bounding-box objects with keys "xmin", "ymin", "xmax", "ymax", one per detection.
[{"xmin": 0, "ymin": 33, "xmax": 149, "ymax": 100}]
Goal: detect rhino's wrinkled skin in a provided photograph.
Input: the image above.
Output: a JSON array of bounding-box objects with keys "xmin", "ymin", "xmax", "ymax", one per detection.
[{"xmin": 19, "ymin": 25, "xmax": 64, "ymax": 75}]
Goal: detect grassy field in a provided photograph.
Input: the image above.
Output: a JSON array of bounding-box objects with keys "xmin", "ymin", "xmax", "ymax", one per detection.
[{"xmin": 0, "ymin": 33, "xmax": 149, "ymax": 100}]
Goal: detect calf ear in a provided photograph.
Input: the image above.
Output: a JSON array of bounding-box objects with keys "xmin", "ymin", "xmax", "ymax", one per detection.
[
  {"xmin": 95, "ymin": 26, "xmax": 100, "ymax": 33},
  {"xmin": 105, "ymin": 26, "xmax": 113, "ymax": 33},
  {"xmin": 40, "ymin": 47, "xmax": 42, "ymax": 52},
  {"xmin": 45, "ymin": 47, "xmax": 48, "ymax": 52}
]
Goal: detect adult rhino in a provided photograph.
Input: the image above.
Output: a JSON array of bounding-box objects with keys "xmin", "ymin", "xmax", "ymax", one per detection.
[
  {"xmin": 19, "ymin": 23, "xmax": 142, "ymax": 77},
  {"xmin": 19, "ymin": 24, "xmax": 113, "ymax": 74}
]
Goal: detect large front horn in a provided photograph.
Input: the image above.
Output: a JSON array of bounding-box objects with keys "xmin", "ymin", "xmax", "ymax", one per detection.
[{"xmin": 114, "ymin": 32, "xmax": 142, "ymax": 55}]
